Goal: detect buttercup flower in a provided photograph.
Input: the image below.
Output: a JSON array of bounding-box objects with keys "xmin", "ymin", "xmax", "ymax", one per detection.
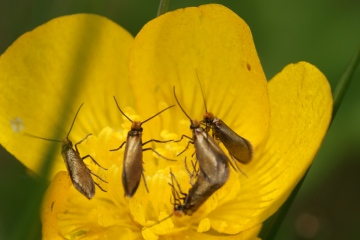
[{"xmin": 0, "ymin": 4, "xmax": 332, "ymax": 240}]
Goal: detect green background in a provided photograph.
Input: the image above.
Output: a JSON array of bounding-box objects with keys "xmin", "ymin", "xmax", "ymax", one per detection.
[{"xmin": 0, "ymin": 0, "xmax": 359, "ymax": 239}]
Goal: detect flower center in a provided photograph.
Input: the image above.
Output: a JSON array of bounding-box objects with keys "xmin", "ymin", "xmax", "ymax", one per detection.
[{"xmin": 51, "ymin": 107, "xmax": 242, "ymax": 240}]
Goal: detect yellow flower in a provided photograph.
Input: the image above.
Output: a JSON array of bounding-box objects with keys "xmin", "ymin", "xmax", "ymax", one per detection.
[{"xmin": 0, "ymin": 4, "xmax": 332, "ymax": 240}]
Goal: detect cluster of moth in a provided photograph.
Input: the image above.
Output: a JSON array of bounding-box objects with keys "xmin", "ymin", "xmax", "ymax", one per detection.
[{"xmin": 30, "ymin": 86, "xmax": 253, "ymax": 219}]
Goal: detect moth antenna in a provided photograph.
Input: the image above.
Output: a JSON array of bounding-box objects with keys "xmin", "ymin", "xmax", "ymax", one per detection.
[
  {"xmin": 196, "ymin": 70, "xmax": 208, "ymax": 113},
  {"xmin": 66, "ymin": 103, "xmax": 84, "ymax": 139},
  {"xmin": 173, "ymin": 86, "xmax": 192, "ymax": 123},
  {"xmin": 22, "ymin": 132, "xmax": 61, "ymax": 143},
  {"xmin": 140, "ymin": 105, "xmax": 175, "ymax": 126},
  {"xmin": 113, "ymin": 96, "xmax": 133, "ymax": 123}
]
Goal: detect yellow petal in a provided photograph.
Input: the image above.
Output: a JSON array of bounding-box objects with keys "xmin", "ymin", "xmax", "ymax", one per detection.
[
  {"xmin": 41, "ymin": 171, "xmax": 72, "ymax": 239},
  {"xmin": 182, "ymin": 223, "xmax": 262, "ymax": 240},
  {"xmin": 129, "ymin": 4, "xmax": 270, "ymax": 148},
  {"xmin": 217, "ymin": 62, "xmax": 332, "ymax": 232},
  {"xmin": 0, "ymin": 14, "xmax": 134, "ymax": 177},
  {"xmin": 42, "ymin": 167, "xmax": 138, "ymax": 239}
]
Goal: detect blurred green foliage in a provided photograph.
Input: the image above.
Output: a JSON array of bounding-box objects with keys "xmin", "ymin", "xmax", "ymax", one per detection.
[{"xmin": 0, "ymin": 0, "xmax": 359, "ymax": 239}]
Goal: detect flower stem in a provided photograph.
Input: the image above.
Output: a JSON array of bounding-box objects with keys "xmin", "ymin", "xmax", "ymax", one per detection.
[
  {"xmin": 260, "ymin": 172, "xmax": 308, "ymax": 239},
  {"xmin": 259, "ymin": 45, "xmax": 360, "ymax": 240},
  {"xmin": 332, "ymin": 45, "xmax": 360, "ymax": 120},
  {"xmin": 157, "ymin": 0, "xmax": 169, "ymax": 17},
  {"xmin": 10, "ymin": 182, "xmax": 46, "ymax": 240},
  {"xmin": 11, "ymin": 144, "xmax": 59, "ymax": 240}
]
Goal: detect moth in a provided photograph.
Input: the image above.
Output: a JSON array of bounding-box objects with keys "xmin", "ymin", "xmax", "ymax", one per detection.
[
  {"xmin": 172, "ymin": 87, "xmax": 230, "ymax": 215},
  {"xmin": 197, "ymin": 76, "xmax": 253, "ymax": 165},
  {"xmin": 111, "ymin": 96, "xmax": 175, "ymax": 197},
  {"xmin": 25, "ymin": 103, "xmax": 107, "ymax": 199}
]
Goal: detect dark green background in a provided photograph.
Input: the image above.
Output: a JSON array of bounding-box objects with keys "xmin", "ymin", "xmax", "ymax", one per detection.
[{"xmin": 1, "ymin": 0, "xmax": 359, "ymax": 239}]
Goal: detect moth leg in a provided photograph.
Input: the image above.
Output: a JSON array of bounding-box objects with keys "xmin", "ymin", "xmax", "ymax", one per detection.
[
  {"xmin": 94, "ymin": 181, "xmax": 107, "ymax": 193},
  {"xmin": 91, "ymin": 171, "xmax": 108, "ymax": 192},
  {"xmin": 142, "ymin": 148, "xmax": 177, "ymax": 161},
  {"xmin": 141, "ymin": 172, "xmax": 149, "ymax": 193},
  {"xmin": 90, "ymin": 171, "xmax": 108, "ymax": 183},
  {"xmin": 230, "ymin": 155, "xmax": 248, "ymax": 178},
  {"xmin": 199, "ymin": 121, "xmax": 211, "ymax": 133},
  {"xmin": 82, "ymin": 154, "xmax": 108, "ymax": 170},
  {"xmin": 184, "ymin": 157, "xmax": 192, "ymax": 177},
  {"xmin": 176, "ymin": 140, "xmax": 194, "ymax": 156},
  {"xmin": 142, "ymin": 138, "xmax": 173, "ymax": 146},
  {"xmin": 184, "ymin": 157, "xmax": 198, "ymax": 186},
  {"xmin": 74, "ymin": 133, "xmax": 92, "ymax": 154},
  {"xmin": 110, "ymin": 141, "xmax": 126, "ymax": 151},
  {"xmin": 169, "ymin": 169, "xmax": 187, "ymax": 206},
  {"xmin": 173, "ymin": 134, "xmax": 192, "ymax": 143}
]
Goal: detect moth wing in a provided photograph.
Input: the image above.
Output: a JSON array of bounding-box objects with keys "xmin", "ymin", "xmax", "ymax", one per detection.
[
  {"xmin": 122, "ymin": 136, "xmax": 143, "ymax": 197},
  {"xmin": 214, "ymin": 120, "xmax": 253, "ymax": 164},
  {"xmin": 63, "ymin": 148, "xmax": 95, "ymax": 199},
  {"xmin": 194, "ymin": 130, "xmax": 230, "ymax": 183}
]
